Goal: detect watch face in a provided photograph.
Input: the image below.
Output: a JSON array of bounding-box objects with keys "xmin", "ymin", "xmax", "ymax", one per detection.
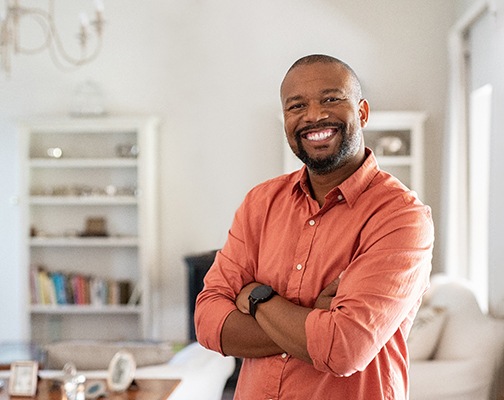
[{"xmin": 252, "ymin": 285, "xmax": 273, "ymax": 300}]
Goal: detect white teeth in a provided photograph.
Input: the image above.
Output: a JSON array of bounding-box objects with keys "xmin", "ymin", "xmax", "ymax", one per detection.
[{"xmin": 307, "ymin": 130, "xmax": 333, "ymax": 141}]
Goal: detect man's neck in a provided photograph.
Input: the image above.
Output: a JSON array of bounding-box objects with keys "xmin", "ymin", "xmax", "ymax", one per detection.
[
  {"xmin": 306, "ymin": 171, "xmax": 345, "ymax": 207},
  {"xmin": 307, "ymin": 151, "xmax": 366, "ymax": 207}
]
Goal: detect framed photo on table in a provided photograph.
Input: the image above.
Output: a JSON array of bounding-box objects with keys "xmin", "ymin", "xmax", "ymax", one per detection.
[
  {"xmin": 8, "ymin": 361, "xmax": 38, "ymax": 396},
  {"xmin": 107, "ymin": 351, "xmax": 136, "ymax": 392}
]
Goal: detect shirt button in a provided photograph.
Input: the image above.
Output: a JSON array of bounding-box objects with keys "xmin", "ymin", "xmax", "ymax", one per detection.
[
  {"xmin": 337, "ymin": 194, "xmax": 343, "ymax": 201},
  {"xmin": 296, "ymin": 264, "xmax": 303, "ymax": 270},
  {"xmin": 281, "ymin": 353, "xmax": 288, "ymax": 358},
  {"xmin": 309, "ymin": 219, "xmax": 316, "ymax": 226}
]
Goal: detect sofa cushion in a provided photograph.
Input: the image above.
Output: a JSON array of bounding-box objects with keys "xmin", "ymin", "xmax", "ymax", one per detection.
[
  {"xmin": 45, "ymin": 340, "xmax": 174, "ymax": 370},
  {"xmin": 408, "ymin": 306, "xmax": 446, "ymax": 361}
]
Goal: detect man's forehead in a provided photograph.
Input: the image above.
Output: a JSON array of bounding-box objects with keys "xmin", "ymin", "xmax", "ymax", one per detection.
[{"xmin": 281, "ymin": 63, "xmax": 351, "ymax": 98}]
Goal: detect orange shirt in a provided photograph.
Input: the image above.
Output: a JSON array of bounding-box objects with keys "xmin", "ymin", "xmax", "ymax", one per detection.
[{"xmin": 195, "ymin": 149, "xmax": 434, "ymax": 400}]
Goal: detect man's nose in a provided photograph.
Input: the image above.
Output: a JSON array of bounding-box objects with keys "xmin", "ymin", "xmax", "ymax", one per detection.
[{"xmin": 303, "ymin": 104, "xmax": 329, "ymax": 123}]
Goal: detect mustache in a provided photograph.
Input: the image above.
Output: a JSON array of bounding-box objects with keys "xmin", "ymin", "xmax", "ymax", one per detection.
[{"xmin": 295, "ymin": 121, "xmax": 346, "ymax": 138}]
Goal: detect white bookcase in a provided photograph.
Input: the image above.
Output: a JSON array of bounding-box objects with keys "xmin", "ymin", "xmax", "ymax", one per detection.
[
  {"xmin": 364, "ymin": 111, "xmax": 426, "ymax": 200},
  {"xmin": 18, "ymin": 116, "xmax": 160, "ymax": 345},
  {"xmin": 283, "ymin": 111, "xmax": 426, "ymax": 200}
]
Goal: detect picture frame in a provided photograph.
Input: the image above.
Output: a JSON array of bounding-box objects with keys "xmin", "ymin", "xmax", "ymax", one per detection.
[
  {"xmin": 106, "ymin": 351, "xmax": 136, "ymax": 392},
  {"xmin": 8, "ymin": 361, "xmax": 39, "ymax": 397}
]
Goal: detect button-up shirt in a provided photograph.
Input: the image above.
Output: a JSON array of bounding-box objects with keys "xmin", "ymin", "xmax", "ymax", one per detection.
[{"xmin": 195, "ymin": 149, "xmax": 434, "ymax": 399}]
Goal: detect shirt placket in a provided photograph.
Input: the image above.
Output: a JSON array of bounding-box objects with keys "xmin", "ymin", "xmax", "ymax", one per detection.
[
  {"xmin": 266, "ymin": 210, "xmax": 319, "ymax": 399},
  {"xmin": 284, "ymin": 212, "xmax": 319, "ymax": 304},
  {"xmin": 263, "ymin": 351, "xmax": 290, "ymax": 400}
]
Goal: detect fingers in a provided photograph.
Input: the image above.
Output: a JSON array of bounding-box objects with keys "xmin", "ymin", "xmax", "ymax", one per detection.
[
  {"xmin": 235, "ymin": 282, "xmax": 262, "ymax": 314},
  {"xmin": 321, "ymin": 278, "xmax": 340, "ymax": 296}
]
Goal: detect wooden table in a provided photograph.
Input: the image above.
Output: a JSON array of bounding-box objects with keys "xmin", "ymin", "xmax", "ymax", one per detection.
[{"xmin": 0, "ymin": 378, "xmax": 181, "ymax": 400}]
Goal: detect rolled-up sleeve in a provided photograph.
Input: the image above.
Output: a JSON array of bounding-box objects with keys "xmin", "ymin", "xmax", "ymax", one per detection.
[
  {"xmin": 194, "ymin": 200, "xmax": 256, "ymax": 354},
  {"xmin": 306, "ymin": 202, "xmax": 434, "ymax": 376}
]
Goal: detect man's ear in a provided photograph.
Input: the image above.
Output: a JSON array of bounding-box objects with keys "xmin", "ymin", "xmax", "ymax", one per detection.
[{"xmin": 358, "ymin": 99, "xmax": 370, "ymax": 128}]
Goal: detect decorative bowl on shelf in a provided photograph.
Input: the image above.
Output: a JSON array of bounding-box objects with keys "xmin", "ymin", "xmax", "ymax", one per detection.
[{"xmin": 374, "ymin": 135, "xmax": 408, "ymax": 156}]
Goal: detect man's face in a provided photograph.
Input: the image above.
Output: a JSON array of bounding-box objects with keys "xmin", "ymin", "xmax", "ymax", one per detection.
[{"xmin": 281, "ymin": 62, "xmax": 368, "ymax": 175}]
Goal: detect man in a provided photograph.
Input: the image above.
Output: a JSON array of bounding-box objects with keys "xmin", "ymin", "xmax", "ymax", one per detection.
[{"xmin": 195, "ymin": 54, "xmax": 434, "ymax": 399}]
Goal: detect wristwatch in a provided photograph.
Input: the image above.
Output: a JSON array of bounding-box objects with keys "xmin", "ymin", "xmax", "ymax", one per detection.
[{"xmin": 248, "ymin": 285, "xmax": 276, "ymax": 319}]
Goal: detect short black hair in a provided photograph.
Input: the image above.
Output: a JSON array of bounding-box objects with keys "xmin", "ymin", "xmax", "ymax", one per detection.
[{"xmin": 285, "ymin": 54, "xmax": 362, "ymax": 99}]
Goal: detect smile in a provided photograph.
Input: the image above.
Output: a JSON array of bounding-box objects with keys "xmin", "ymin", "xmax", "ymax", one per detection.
[{"xmin": 303, "ymin": 129, "xmax": 335, "ymax": 142}]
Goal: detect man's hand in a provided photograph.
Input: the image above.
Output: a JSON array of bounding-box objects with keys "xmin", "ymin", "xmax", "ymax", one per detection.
[
  {"xmin": 314, "ymin": 278, "xmax": 340, "ymax": 310},
  {"xmin": 235, "ymin": 282, "xmax": 262, "ymax": 314}
]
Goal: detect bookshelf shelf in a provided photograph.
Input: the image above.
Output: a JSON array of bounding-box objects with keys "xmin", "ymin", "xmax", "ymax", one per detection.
[
  {"xmin": 29, "ymin": 196, "xmax": 138, "ymax": 205},
  {"xmin": 29, "ymin": 237, "xmax": 139, "ymax": 247},
  {"xmin": 374, "ymin": 155, "xmax": 413, "ymax": 167},
  {"xmin": 20, "ymin": 116, "xmax": 159, "ymax": 345},
  {"xmin": 29, "ymin": 158, "xmax": 138, "ymax": 168},
  {"xmin": 30, "ymin": 304, "xmax": 143, "ymax": 315}
]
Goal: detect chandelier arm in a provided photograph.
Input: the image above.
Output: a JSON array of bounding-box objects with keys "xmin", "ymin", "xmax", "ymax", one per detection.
[
  {"xmin": 0, "ymin": 19, "xmax": 6, "ymax": 71},
  {"xmin": 1, "ymin": 5, "xmax": 16, "ymax": 73},
  {"xmin": 1, "ymin": 40, "xmax": 11, "ymax": 74},
  {"xmin": 14, "ymin": 9, "xmax": 53, "ymax": 55},
  {"xmin": 47, "ymin": 42, "xmax": 80, "ymax": 72},
  {"xmin": 48, "ymin": 11, "xmax": 103, "ymax": 67},
  {"xmin": 48, "ymin": 37, "xmax": 102, "ymax": 71}
]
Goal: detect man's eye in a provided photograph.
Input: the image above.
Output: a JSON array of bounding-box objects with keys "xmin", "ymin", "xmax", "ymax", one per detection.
[
  {"xmin": 287, "ymin": 103, "xmax": 305, "ymax": 111},
  {"xmin": 324, "ymin": 97, "xmax": 342, "ymax": 103}
]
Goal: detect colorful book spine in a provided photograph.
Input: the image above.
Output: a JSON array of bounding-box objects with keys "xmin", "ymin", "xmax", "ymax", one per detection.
[
  {"xmin": 53, "ymin": 272, "xmax": 66, "ymax": 304},
  {"xmin": 29, "ymin": 265, "xmax": 135, "ymax": 307}
]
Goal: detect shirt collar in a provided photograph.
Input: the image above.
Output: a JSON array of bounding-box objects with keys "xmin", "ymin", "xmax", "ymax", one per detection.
[{"xmin": 290, "ymin": 147, "xmax": 380, "ymax": 208}]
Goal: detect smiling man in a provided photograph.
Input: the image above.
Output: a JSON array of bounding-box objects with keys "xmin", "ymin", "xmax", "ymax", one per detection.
[
  {"xmin": 281, "ymin": 56, "xmax": 368, "ymax": 205},
  {"xmin": 195, "ymin": 55, "xmax": 434, "ymax": 399}
]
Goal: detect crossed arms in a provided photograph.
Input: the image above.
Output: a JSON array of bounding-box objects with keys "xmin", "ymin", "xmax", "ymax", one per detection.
[{"xmin": 221, "ymin": 279, "xmax": 340, "ymax": 364}]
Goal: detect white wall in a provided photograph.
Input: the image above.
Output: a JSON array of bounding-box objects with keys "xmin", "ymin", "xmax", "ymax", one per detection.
[{"xmin": 0, "ymin": 0, "xmax": 456, "ymax": 341}]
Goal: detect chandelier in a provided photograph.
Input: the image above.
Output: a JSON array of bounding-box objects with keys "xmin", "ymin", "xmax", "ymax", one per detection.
[{"xmin": 0, "ymin": 0, "xmax": 104, "ymax": 74}]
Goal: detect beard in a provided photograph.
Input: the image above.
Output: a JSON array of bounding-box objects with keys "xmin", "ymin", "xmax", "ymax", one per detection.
[{"xmin": 292, "ymin": 121, "xmax": 362, "ymax": 175}]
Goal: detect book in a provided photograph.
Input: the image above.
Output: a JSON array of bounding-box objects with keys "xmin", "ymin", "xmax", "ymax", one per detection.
[
  {"xmin": 30, "ymin": 267, "xmax": 135, "ymax": 307},
  {"xmin": 52, "ymin": 272, "xmax": 67, "ymax": 305}
]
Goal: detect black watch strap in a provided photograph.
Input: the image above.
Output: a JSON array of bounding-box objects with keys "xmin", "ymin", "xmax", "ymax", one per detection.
[{"xmin": 248, "ymin": 285, "xmax": 276, "ymax": 319}]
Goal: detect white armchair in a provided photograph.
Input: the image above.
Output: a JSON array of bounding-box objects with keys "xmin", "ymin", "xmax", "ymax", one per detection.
[{"xmin": 409, "ymin": 274, "xmax": 504, "ymax": 400}]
